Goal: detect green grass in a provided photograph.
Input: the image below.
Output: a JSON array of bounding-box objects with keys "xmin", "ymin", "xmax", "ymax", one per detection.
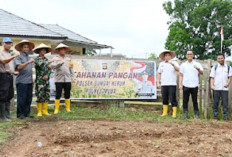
[
  {"xmin": 0, "ymin": 121, "xmax": 22, "ymax": 144},
  {"xmin": 29, "ymin": 104, "xmax": 201, "ymax": 123}
]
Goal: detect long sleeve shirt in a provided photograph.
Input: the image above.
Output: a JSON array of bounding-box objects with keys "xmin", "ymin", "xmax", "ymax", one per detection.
[{"xmin": 51, "ymin": 56, "xmax": 75, "ymax": 83}]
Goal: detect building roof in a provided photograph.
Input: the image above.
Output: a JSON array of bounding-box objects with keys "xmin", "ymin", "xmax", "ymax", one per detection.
[
  {"xmin": 0, "ymin": 9, "xmax": 65, "ymax": 39},
  {"xmin": 41, "ymin": 24, "xmax": 96, "ymax": 44},
  {"xmin": 41, "ymin": 24, "xmax": 112, "ymax": 49},
  {"xmin": 0, "ymin": 9, "xmax": 112, "ymax": 49}
]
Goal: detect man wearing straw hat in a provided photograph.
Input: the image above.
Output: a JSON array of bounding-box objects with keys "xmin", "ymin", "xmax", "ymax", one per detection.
[
  {"xmin": 157, "ymin": 50, "xmax": 179, "ymax": 118},
  {"xmin": 0, "ymin": 37, "xmax": 20, "ymax": 122},
  {"xmin": 51, "ymin": 43, "xmax": 74, "ymax": 114},
  {"xmin": 14, "ymin": 40, "xmax": 35, "ymax": 119},
  {"xmin": 33, "ymin": 43, "xmax": 53, "ymax": 117},
  {"xmin": 179, "ymin": 50, "xmax": 203, "ymax": 119}
]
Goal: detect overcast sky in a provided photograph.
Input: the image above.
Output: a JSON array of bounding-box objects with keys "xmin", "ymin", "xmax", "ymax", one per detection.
[{"xmin": 0, "ymin": 0, "xmax": 170, "ymax": 58}]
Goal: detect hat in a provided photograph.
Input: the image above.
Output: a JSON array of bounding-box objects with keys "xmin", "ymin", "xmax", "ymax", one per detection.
[
  {"xmin": 15, "ymin": 40, "xmax": 35, "ymax": 52},
  {"xmin": 33, "ymin": 43, "xmax": 52, "ymax": 53},
  {"xmin": 159, "ymin": 50, "xmax": 176, "ymax": 60},
  {"xmin": 2, "ymin": 37, "xmax": 12, "ymax": 43},
  {"xmin": 54, "ymin": 43, "xmax": 71, "ymax": 53}
]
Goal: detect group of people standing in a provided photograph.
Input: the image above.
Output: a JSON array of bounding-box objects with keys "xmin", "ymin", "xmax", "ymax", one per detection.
[
  {"xmin": 0, "ymin": 37, "xmax": 74, "ymax": 122},
  {"xmin": 0, "ymin": 37, "xmax": 231, "ymax": 122},
  {"xmin": 157, "ymin": 50, "xmax": 232, "ymax": 120}
]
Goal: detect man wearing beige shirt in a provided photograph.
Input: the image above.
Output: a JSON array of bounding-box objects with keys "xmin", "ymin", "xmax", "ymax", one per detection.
[
  {"xmin": 51, "ymin": 43, "xmax": 75, "ymax": 114},
  {"xmin": 0, "ymin": 37, "xmax": 20, "ymax": 122}
]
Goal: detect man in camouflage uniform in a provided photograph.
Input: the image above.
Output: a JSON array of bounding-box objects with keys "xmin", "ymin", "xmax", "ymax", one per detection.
[{"xmin": 34, "ymin": 43, "xmax": 52, "ymax": 116}]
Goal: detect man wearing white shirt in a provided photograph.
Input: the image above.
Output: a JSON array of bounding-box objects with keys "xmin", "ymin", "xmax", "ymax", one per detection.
[
  {"xmin": 210, "ymin": 54, "xmax": 232, "ymax": 120},
  {"xmin": 157, "ymin": 51, "xmax": 179, "ymax": 118},
  {"xmin": 179, "ymin": 50, "xmax": 203, "ymax": 119}
]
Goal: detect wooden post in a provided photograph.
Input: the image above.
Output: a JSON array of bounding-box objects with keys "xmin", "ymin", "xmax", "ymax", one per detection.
[
  {"xmin": 176, "ymin": 73, "xmax": 180, "ymax": 109},
  {"xmin": 119, "ymin": 100, "xmax": 125, "ymax": 108},
  {"xmin": 177, "ymin": 60, "xmax": 182, "ymax": 109},
  {"xmin": 228, "ymin": 80, "xmax": 232, "ymax": 113},
  {"xmin": 204, "ymin": 70, "xmax": 209, "ymax": 118},
  {"xmin": 204, "ymin": 59, "xmax": 212, "ymax": 119},
  {"xmin": 199, "ymin": 75, "xmax": 203, "ymax": 110}
]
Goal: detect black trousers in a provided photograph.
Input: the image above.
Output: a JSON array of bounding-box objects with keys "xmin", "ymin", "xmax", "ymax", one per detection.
[
  {"xmin": 213, "ymin": 90, "xmax": 229, "ymax": 119},
  {"xmin": 0, "ymin": 73, "xmax": 14, "ymax": 102},
  {"xmin": 0, "ymin": 73, "xmax": 14, "ymax": 118},
  {"xmin": 16, "ymin": 83, "xmax": 33, "ymax": 118},
  {"xmin": 55, "ymin": 82, "xmax": 71, "ymax": 99},
  {"xmin": 183, "ymin": 86, "xmax": 199, "ymax": 112},
  {"xmin": 161, "ymin": 86, "xmax": 178, "ymax": 107}
]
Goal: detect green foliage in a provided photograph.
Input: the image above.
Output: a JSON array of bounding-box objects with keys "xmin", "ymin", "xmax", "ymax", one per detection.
[
  {"xmin": 229, "ymin": 61, "xmax": 232, "ymax": 67},
  {"xmin": 163, "ymin": 0, "xmax": 232, "ymax": 60},
  {"xmin": 85, "ymin": 49, "xmax": 97, "ymax": 56},
  {"xmin": 148, "ymin": 53, "xmax": 159, "ymax": 60}
]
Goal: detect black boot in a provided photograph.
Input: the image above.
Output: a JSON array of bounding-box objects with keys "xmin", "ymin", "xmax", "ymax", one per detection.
[
  {"xmin": 183, "ymin": 110, "xmax": 188, "ymax": 119},
  {"xmin": 0, "ymin": 102, "xmax": 10, "ymax": 122},
  {"xmin": 194, "ymin": 111, "xmax": 200, "ymax": 119},
  {"xmin": 5, "ymin": 102, "xmax": 12, "ymax": 119},
  {"xmin": 223, "ymin": 114, "xmax": 229, "ymax": 121},
  {"xmin": 214, "ymin": 112, "xmax": 218, "ymax": 120}
]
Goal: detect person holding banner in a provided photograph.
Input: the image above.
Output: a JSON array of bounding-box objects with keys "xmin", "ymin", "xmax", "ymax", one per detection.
[
  {"xmin": 210, "ymin": 53, "xmax": 232, "ymax": 120},
  {"xmin": 157, "ymin": 50, "xmax": 179, "ymax": 118},
  {"xmin": 0, "ymin": 37, "xmax": 20, "ymax": 122},
  {"xmin": 51, "ymin": 43, "xmax": 74, "ymax": 114},
  {"xmin": 33, "ymin": 43, "xmax": 53, "ymax": 117},
  {"xmin": 179, "ymin": 50, "xmax": 203, "ymax": 119},
  {"xmin": 14, "ymin": 40, "xmax": 35, "ymax": 119}
]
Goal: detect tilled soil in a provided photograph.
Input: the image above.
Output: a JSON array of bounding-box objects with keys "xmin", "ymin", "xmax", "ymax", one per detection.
[{"xmin": 1, "ymin": 119, "xmax": 232, "ymax": 157}]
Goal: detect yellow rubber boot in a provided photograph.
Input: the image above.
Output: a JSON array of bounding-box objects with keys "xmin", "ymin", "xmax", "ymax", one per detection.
[
  {"xmin": 161, "ymin": 105, "xmax": 168, "ymax": 117},
  {"xmin": 172, "ymin": 107, "xmax": 177, "ymax": 118},
  {"xmin": 37, "ymin": 103, "xmax": 42, "ymax": 117},
  {"xmin": 54, "ymin": 99, "xmax": 60, "ymax": 115},
  {"xmin": 65, "ymin": 99, "xmax": 71, "ymax": 112},
  {"xmin": 42, "ymin": 102, "xmax": 51, "ymax": 116}
]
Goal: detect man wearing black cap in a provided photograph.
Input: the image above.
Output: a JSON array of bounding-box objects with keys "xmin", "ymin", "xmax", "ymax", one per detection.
[{"xmin": 0, "ymin": 37, "xmax": 20, "ymax": 122}]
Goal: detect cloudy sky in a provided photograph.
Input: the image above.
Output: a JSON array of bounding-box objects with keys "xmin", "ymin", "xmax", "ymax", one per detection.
[{"xmin": 0, "ymin": 0, "xmax": 170, "ymax": 58}]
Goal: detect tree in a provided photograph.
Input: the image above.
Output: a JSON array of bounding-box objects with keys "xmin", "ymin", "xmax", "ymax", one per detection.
[
  {"xmin": 148, "ymin": 53, "xmax": 159, "ymax": 60},
  {"xmin": 163, "ymin": 0, "xmax": 232, "ymax": 60},
  {"xmin": 85, "ymin": 49, "xmax": 97, "ymax": 56}
]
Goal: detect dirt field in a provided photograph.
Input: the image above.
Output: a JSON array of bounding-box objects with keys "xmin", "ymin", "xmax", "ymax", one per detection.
[{"xmin": 1, "ymin": 119, "xmax": 232, "ymax": 157}]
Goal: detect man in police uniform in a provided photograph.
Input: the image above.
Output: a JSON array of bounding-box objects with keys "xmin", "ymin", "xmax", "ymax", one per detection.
[
  {"xmin": 0, "ymin": 37, "xmax": 20, "ymax": 122},
  {"xmin": 134, "ymin": 71, "xmax": 155, "ymax": 98}
]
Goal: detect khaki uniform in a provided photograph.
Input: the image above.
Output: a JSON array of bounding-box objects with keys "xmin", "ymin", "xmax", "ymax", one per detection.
[
  {"xmin": 51, "ymin": 56, "xmax": 75, "ymax": 83},
  {"xmin": 0, "ymin": 50, "xmax": 15, "ymax": 120},
  {"xmin": 0, "ymin": 51, "xmax": 14, "ymax": 74},
  {"xmin": 51, "ymin": 56, "xmax": 75, "ymax": 100}
]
